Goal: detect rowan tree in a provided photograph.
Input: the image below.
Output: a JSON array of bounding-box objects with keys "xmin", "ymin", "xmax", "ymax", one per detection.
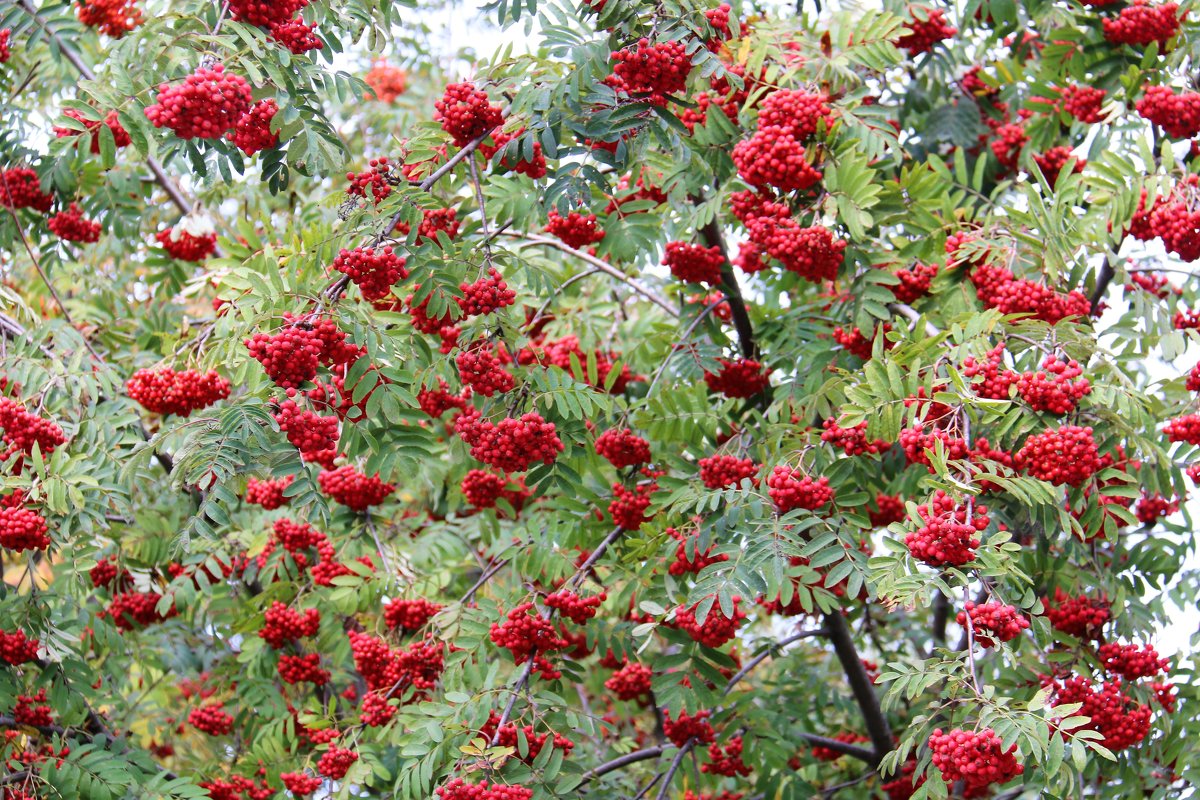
[{"xmin": 0, "ymin": 0, "xmax": 1196, "ymax": 799}]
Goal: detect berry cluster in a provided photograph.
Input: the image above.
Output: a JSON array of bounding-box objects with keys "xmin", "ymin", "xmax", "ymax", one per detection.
[
  {"xmin": 896, "ymin": 7, "xmax": 957, "ymax": 55},
  {"xmin": 703, "ymin": 357, "xmax": 770, "ymax": 398},
  {"xmin": 104, "ymin": 590, "xmax": 175, "ymax": 631},
  {"xmin": 702, "ymin": 736, "xmax": 752, "ymax": 777},
  {"xmin": 1128, "ymin": 177, "xmax": 1200, "ymax": 261},
  {"xmin": 189, "ymin": 704, "xmax": 234, "ymax": 736},
  {"xmin": 832, "ymin": 325, "xmax": 893, "ymax": 360},
  {"xmin": 544, "ymin": 210, "xmax": 605, "ymax": 249},
  {"xmin": 0, "ymin": 502, "xmax": 51, "ymax": 551},
  {"xmin": 767, "ymin": 467, "xmax": 834, "ymax": 512},
  {"xmin": 1136, "ymin": 85, "xmax": 1200, "ymax": 138},
  {"xmin": 961, "ymin": 344, "xmax": 1016, "ymax": 399},
  {"xmin": 274, "ymin": 400, "xmax": 339, "ymax": 467},
  {"xmin": 318, "ymin": 466, "xmax": 395, "ymax": 511},
  {"xmin": 395, "ymin": 207, "xmax": 462, "ymax": 245},
  {"xmin": 672, "ymin": 596, "xmax": 745, "ymax": 647},
  {"xmin": 434, "ymin": 83, "xmax": 504, "ymax": 147},
  {"xmin": 460, "ymin": 469, "xmax": 525, "ymax": 513},
  {"xmin": 663, "ymin": 709, "xmax": 715, "ymax": 746},
  {"xmin": 458, "ymin": 268, "xmax": 515, "ymax": 317},
  {"xmin": 456, "ymin": 342, "xmax": 515, "ymax": 397},
  {"xmin": 384, "ymin": 598, "xmax": 443, "ymax": 633},
  {"xmin": 732, "ymin": 127, "xmax": 822, "ymax": 193},
  {"xmin": 364, "ymin": 62, "xmax": 407, "ymax": 102},
  {"xmin": 155, "ymin": 224, "xmax": 217, "ymax": 262},
  {"xmin": 519, "ymin": 334, "xmax": 640, "ymax": 394},
  {"xmin": 699, "ymin": 454, "xmax": 759, "ymax": 488},
  {"xmin": 970, "ymin": 264, "xmax": 1091, "ymax": 324},
  {"xmin": 1061, "ymin": 84, "xmax": 1106, "ymax": 123},
  {"xmin": 0, "ymin": 29, "xmax": 8, "ymax": 62},
  {"xmin": 435, "ymin": 779, "xmax": 532, "ymax": 800},
  {"xmin": 1016, "ymin": 356, "xmax": 1091, "ymax": 414},
  {"xmin": 1102, "ymin": 0, "xmax": 1182, "ymax": 50},
  {"xmin": 928, "ymin": 728, "xmax": 1023, "ymax": 792},
  {"xmin": 605, "ymin": 660, "xmax": 653, "ymax": 701},
  {"xmin": 245, "ymin": 475, "xmax": 294, "ymax": 509},
  {"xmin": 279, "ymin": 774, "xmax": 322, "ymax": 796},
  {"xmin": 258, "ymin": 602, "xmax": 320, "ymax": 648},
  {"xmin": 1048, "ymin": 676, "xmax": 1151, "ymax": 751},
  {"xmin": 316, "ymin": 746, "xmax": 358, "ymax": 780},
  {"xmin": 1033, "ymin": 146, "xmax": 1085, "ymax": 184},
  {"xmin": 418, "ymin": 379, "xmax": 468, "ymax": 418},
  {"xmin": 891, "ymin": 261, "xmax": 938, "ymax": 303},
  {"xmin": 870, "ymin": 493, "xmax": 906, "ymax": 527},
  {"xmin": 0, "ymin": 629, "xmax": 39, "ymax": 664},
  {"xmin": 478, "ymin": 128, "xmax": 547, "ymax": 179},
  {"xmin": 905, "ymin": 491, "xmax": 988, "ymax": 567},
  {"xmin": 1045, "ymin": 589, "xmax": 1110, "ymax": 640},
  {"xmin": 90, "ymin": 556, "xmax": 129, "ymax": 589},
  {"xmin": 270, "ymin": 17, "xmax": 322, "ymax": 53},
  {"xmin": 1097, "ymin": 642, "xmax": 1169, "ymax": 679},
  {"xmin": 227, "ymin": 99, "xmax": 280, "ymax": 156},
  {"xmin": 126, "ymin": 367, "xmax": 231, "ymax": 416},
  {"xmin": 47, "ymin": 203, "xmax": 102, "ymax": 243},
  {"xmin": 144, "ymin": 65, "xmax": 252, "ymax": 140},
  {"xmin": 1164, "ymin": 413, "xmax": 1200, "ymax": 444},
  {"xmin": 348, "ymin": 630, "xmax": 445, "ymax": 695},
  {"xmin": 1134, "ymin": 491, "xmax": 1178, "ymax": 523},
  {"xmin": 14, "ymin": 690, "xmax": 52, "ymax": 728},
  {"xmin": 227, "ymin": 0, "xmax": 305, "ymax": 27},
  {"xmin": 245, "ymin": 327, "xmax": 324, "ymax": 389},
  {"xmin": 0, "ymin": 168, "xmax": 54, "ymax": 212},
  {"xmin": 489, "ymin": 602, "xmax": 566, "ymax": 664},
  {"xmin": 75, "ymin": 0, "xmax": 143, "ymax": 37},
  {"xmin": 595, "ymin": 428, "xmax": 651, "ymax": 468},
  {"xmin": 732, "ymin": 192, "xmax": 847, "ymax": 280},
  {"xmin": 333, "ymin": 246, "xmax": 408, "ymax": 302},
  {"xmin": 455, "ymin": 410, "xmax": 563, "ymax": 472},
  {"xmin": 1016, "ymin": 425, "xmax": 1101, "ymax": 486},
  {"xmin": 278, "ymin": 653, "xmax": 330, "ymax": 685},
  {"xmin": 668, "ymin": 527, "xmax": 728, "ymax": 575},
  {"xmin": 956, "ymin": 601, "xmax": 1029, "ymax": 647},
  {"xmin": 54, "ymin": 109, "xmax": 132, "ymax": 153},
  {"xmin": 0, "ymin": 397, "xmax": 68, "ymax": 463},
  {"xmin": 609, "ymin": 38, "xmax": 691, "ymax": 103},
  {"xmin": 608, "ymin": 480, "xmax": 657, "ymax": 529},
  {"xmin": 347, "ymin": 158, "xmax": 396, "ymax": 204},
  {"xmin": 663, "ymin": 241, "xmax": 725, "ymax": 285},
  {"xmin": 545, "ymin": 590, "xmax": 606, "ymax": 623}
]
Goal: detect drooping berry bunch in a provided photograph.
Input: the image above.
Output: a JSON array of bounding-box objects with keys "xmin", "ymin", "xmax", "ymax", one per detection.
[
  {"xmin": 663, "ymin": 241, "xmax": 726, "ymax": 285},
  {"xmin": 245, "ymin": 475, "xmax": 294, "ymax": 509},
  {"xmin": 274, "ymin": 399, "xmax": 339, "ymax": 466},
  {"xmin": 0, "ymin": 629, "xmax": 39, "ymax": 665},
  {"xmin": 961, "ymin": 344, "xmax": 1016, "ymax": 399},
  {"xmin": 384, "ymin": 598, "xmax": 443, "ymax": 633},
  {"xmin": 458, "ymin": 268, "xmax": 516, "ymax": 317},
  {"xmin": 545, "ymin": 589, "xmax": 606, "ymax": 623},
  {"xmin": 46, "ymin": 203, "xmax": 101, "ymax": 243},
  {"xmin": 662, "ymin": 708, "xmax": 716, "ymax": 746},
  {"xmin": 767, "ymin": 467, "xmax": 834, "ymax": 512},
  {"xmin": 279, "ymin": 774, "xmax": 321, "ymax": 796},
  {"xmin": 594, "ymin": 428, "xmax": 651, "ymax": 468},
  {"xmin": 348, "ymin": 630, "xmax": 445, "ymax": 696},
  {"xmin": 895, "ymin": 7, "xmax": 957, "ymax": 55},
  {"xmin": 605, "ymin": 660, "xmax": 653, "ymax": 701},
  {"xmin": 278, "ymin": 653, "xmax": 330, "ymax": 685},
  {"xmin": 671, "ymin": 596, "xmax": 746, "ymax": 647},
  {"xmin": 821, "ymin": 417, "xmax": 892, "ymax": 456},
  {"xmin": 346, "ymin": 158, "xmax": 396, "ymax": 204},
  {"xmin": 227, "ymin": 99, "xmax": 280, "ymax": 156},
  {"xmin": 364, "ymin": 61, "xmax": 408, "ymax": 102},
  {"xmin": 479, "ymin": 128, "xmax": 547, "ymax": 179},
  {"xmin": 0, "ymin": 501, "xmax": 51, "ymax": 551},
  {"xmin": 732, "ymin": 192, "xmax": 848, "ymax": 281},
  {"xmin": 905, "ymin": 491, "xmax": 988, "ymax": 567},
  {"xmin": 609, "ymin": 38, "xmax": 691, "ymax": 103},
  {"xmin": 732, "ymin": 125, "xmax": 823, "ymax": 193},
  {"xmin": 1060, "ymin": 84, "xmax": 1106, "ymax": 123},
  {"xmin": 189, "ymin": 703, "xmax": 235, "ymax": 736},
  {"xmin": 1045, "ymin": 589, "xmax": 1110, "ymax": 640},
  {"xmin": 395, "ymin": 207, "xmax": 462, "ymax": 246},
  {"xmin": 434, "ymin": 83, "xmax": 504, "ymax": 147},
  {"xmin": 318, "ymin": 466, "xmax": 395, "ymax": 511},
  {"xmin": 956, "ymin": 601, "xmax": 1030, "ymax": 647},
  {"xmin": 226, "ymin": 0, "xmax": 305, "ymax": 27},
  {"xmin": 1164, "ymin": 413, "xmax": 1200, "ymax": 444},
  {"xmin": 144, "ymin": 65, "xmax": 253, "ymax": 140},
  {"xmin": 478, "ymin": 712, "xmax": 575, "ymax": 763},
  {"xmin": 489, "ymin": 602, "xmax": 566, "ymax": 673},
  {"xmin": 703, "ymin": 357, "xmax": 770, "ymax": 398},
  {"xmin": 155, "ymin": 225, "xmax": 217, "ymax": 262},
  {"xmin": 0, "ymin": 168, "xmax": 54, "ymax": 212},
  {"xmin": 544, "ymin": 210, "xmax": 605, "ymax": 249},
  {"xmin": 75, "ymin": 0, "xmax": 143, "ymax": 37},
  {"xmin": 1097, "ymin": 643, "xmax": 1169, "ymax": 680},
  {"xmin": 1047, "ymin": 676, "xmax": 1152, "ymax": 751},
  {"xmin": 54, "ymin": 109, "xmax": 131, "ymax": 153},
  {"xmin": 454, "ymin": 410, "xmax": 563, "ymax": 472},
  {"xmin": 270, "ymin": 17, "xmax": 322, "ymax": 53},
  {"xmin": 14, "ymin": 690, "xmax": 53, "ymax": 728},
  {"xmin": 0, "ymin": 29, "xmax": 8, "ymax": 62},
  {"xmin": 333, "ymin": 246, "xmax": 408, "ymax": 301},
  {"xmin": 870, "ymin": 493, "xmax": 906, "ymax": 527},
  {"xmin": 699, "ymin": 454, "xmax": 759, "ymax": 488},
  {"xmin": 1032, "ymin": 146, "xmax": 1086, "ymax": 184},
  {"xmin": 891, "ymin": 261, "xmax": 939, "ymax": 303},
  {"xmin": 668, "ymin": 527, "xmax": 729, "ymax": 575},
  {"xmin": 1015, "ymin": 355, "xmax": 1091, "ymax": 414},
  {"xmin": 316, "ymin": 747, "xmax": 358, "ymax": 780},
  {"xmin": 1101, "ymin": 0, "xmax": 1182, "ymax": 49},
  {"xmin": 1016, "ymin": 425, "xmax": 1101, "ymax": 486},
  {"xmin": 608, "ymin": 480, "xmax": 658, "ymax": 529},
  {"xmin": 928, "ymin": 728, "xmax": 1023, "ymax": 793},
  {"xmin": 245, "ymin": 327, "xmax": 325, "ymax": 389},
  {"xmin": 1128, "ymin": 177, "xmax": 1200, "ymax": 261},
  {"xmin": 0, "ymin": 397, "xmax": 68, "ymax": 463},
  {"xmin": 418, "ymin": 379, "xmax": 469, "ymax": 418},
  {"xmin": 1134, "ymin": 490, "xmax": 1178, "ymax": 523},
  {"xmin": 456, "ymin": 342, "xmax": 515, "ymax": 397},
  {"xmin": 702, "ymin": 736, "xmax": 752, "ymax": 777},
  {"xmin": 258, "ymin": 602, "xmax": 320, "ymax": 648},
  {"xmin": 126, "ymin": 367, "xmax": 231, "ymax": 416},
  {"xmin": 970, "ymin": 264, "xmax": 1091, "ymax": 323},
  {"xmin": 519, "ymin": 334, "xmax": 641, "ymax": 394},
  {"xmin": 833, "ymin": 325, "xmax": 894, "ymax": 360},
  {"xmin": 435, "ymin": 778, "xmax": 532, "ymax": 800},
  {"xmin": 1136, "ymin": 85, "xmax": 1200, "ymax": 139},
  {"xmin": 105, "ymin": 590, "xmax": 176, "ymax": 631}
]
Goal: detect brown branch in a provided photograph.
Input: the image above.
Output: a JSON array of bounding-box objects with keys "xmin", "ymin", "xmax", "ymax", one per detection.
[
  {"xmin": 578, "ymin": 746, "xmax": 667, "ymax": 784},
  {"xmin": 797, "ymin": 733, "xmax": 876, "ymax": 762},
  {"xmin": 1089, "ymin": 256, "xmax": 1115, "ymax": 315},
  {"xmin": 823, "ymin": 611, "xmax": 892, "ymax": 763},
  {"xmin": 698, "ymin": 216, "xmax": 757, "ymax": 359}
]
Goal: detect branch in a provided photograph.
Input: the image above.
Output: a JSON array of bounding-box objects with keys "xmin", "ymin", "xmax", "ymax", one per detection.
[
  {"xmin": 823, "ymin": 611, "xmax": 892, "ymax": 763},
  {"xmin": 1089, "ymin": 256, "xmax": 1115, "ymax": 315},
  {"xmin": 502, "ymin": 233, "xmax": 679, "ymax": 317},
  {"xmin": 578, "ymin": 746, "xmax": 667, "ymax": 784},
  {"xmin": 698, "ymin": 216, "xmax": 757, "ymax": 359},
  {"xmin": 797, "ymin": 733, "xmax": 876, "ymax": 763},
  {"xmin": 652, "ymin": 738, "xmax": 695, "ymax": 800},
  {"xmin": 722, "ymin": 628, "xmax": 826, "ymax": 694}
]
